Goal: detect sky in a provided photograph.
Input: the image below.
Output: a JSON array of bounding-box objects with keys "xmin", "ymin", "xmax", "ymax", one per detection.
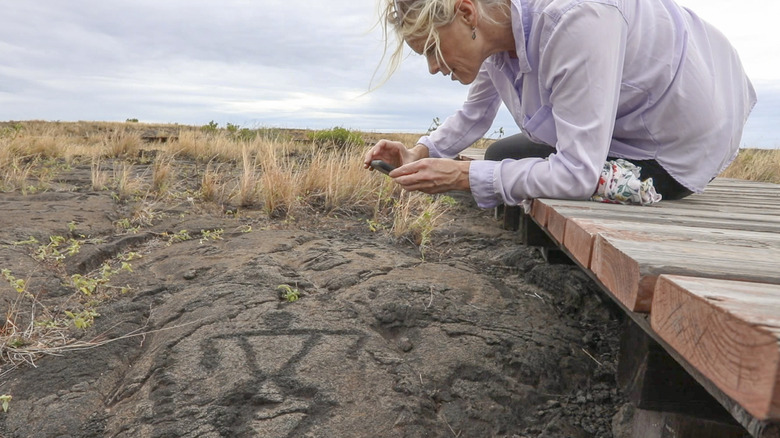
[{"xmin": 1, "ymin": 0, "xmax": 778, "ymax": 148}]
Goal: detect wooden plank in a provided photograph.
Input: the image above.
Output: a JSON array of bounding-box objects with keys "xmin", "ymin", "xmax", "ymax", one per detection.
[
  {"xmin": 539, "ymin": 198, "xmax": 780, "ymax": 223},
  {"xmin": 533, "ymin": 200, "xmax": 780, "ymax": 234},
  {"xmin": 590, "ymin": 235, "xmax": 780, "ymax": 312},
  {"xmin": 651, "ymin": 275, "xmax": 780, "ymax": 421},
  {"xmin": 457, "ymin": 147, "xmax": 486, "ymax": 161},
  {"xmin": 562, "ymin": 216, "xmax": 780, "ymax": 274},
  {"xmin": 561, "ymin": 218, "xmax": 609, "ymax": 268},
  {"xmin": 530, "ymin": 199, "xmax": 550, "ymax": 227},
  {"xmin": 546, "ymin": 206, "xmax": 567, "ymax": 244},
  {"xmin": 708, "ymin": 178, "xmax": 780, "ymax": 191}
]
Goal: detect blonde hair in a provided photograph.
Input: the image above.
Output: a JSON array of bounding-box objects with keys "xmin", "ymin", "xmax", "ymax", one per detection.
[{"xmin": 372, "ymin": 0, "xmax": 508, "ymax": 88}]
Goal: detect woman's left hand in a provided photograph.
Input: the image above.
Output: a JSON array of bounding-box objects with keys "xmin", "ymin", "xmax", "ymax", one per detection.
[{"xmin": 391, "ymin": 158, "xmax": 471, "ymax": 194}]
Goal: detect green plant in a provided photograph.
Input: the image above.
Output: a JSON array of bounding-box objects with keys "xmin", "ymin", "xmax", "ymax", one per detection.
[
  {"xmin": 438, "ymin": 195, "xmax": 458, "ymax": 207},
  {"xmin": 64, "ymin": 309, "xmax": 99, "ymax": 329},
  {"xmin": 307, "ymin": 127, "xmax": 363, "ymax": 147},
  {"xmin": 199, "ymin": 229, "xmax": 224, "ymax": 244},
  {"xmin": 225, "ymin": 123, "xmax": 240, "ymax": 134},
  {"xmin": 236, "ymin": 128, "xmax": 257, "ymax": 142},
  {"xmin": 0, "ymin": 123, "xmax": 23, "ymax": 138},
  {"xmin": 201, "ymin": 120, "xmax": 219, "ymax": 133},
  {"xmin": 427, "ymin": 117, "xmax": 442, "ymax": 134},
  {"xmin": 366, "ymin": 219, "xmax": 384, "ymax": 232},
  {"xmin": 167, "ymin": 229, "xmax": 192, "ymax": 245},
  {"xmin": 0, "ymin": 394, "xmax": 11, "ymax": 413},
  {"xmin": 71, "ymin": 274, "xmax": 101, "ymax": 296},
  {"xmin": 2, "ymin": 269, "xmax": 26, "ymax": 293},
  {"xmin": 126, "ymin": 118, "xmax": 139, "ymax": 123},
  {"xmin": 34, "ymin": 235, "xmax": 67, "ymax": 262},
  {"xmin": 12, "ymin": 236, "xmax": 39, "ymax": 246},
  {"xmin": 490, "ymin": 126, "xmax": 505, "ymax": 139},
  {"xmin": 277, "ymin": 284, "xmax": 300, "ymax": 302}
]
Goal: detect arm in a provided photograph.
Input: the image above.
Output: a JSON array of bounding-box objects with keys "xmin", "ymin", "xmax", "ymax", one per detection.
[
  {"xmin": 418, "ymin": 65, "xmax": 503, "ymax": 158},
  {"xmin": 471, "ymin": 3, "xmax": 628, "ymax": 207}
]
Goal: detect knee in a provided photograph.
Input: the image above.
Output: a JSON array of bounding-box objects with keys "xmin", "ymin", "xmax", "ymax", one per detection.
[{"xmin": 483, "ymin": 134, "xmax": 555, "ymax": 161}]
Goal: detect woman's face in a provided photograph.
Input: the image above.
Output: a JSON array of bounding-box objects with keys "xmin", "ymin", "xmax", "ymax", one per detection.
[{"xmin": 407, "ymin": 18, "xmax": 483, "ymax": 85}]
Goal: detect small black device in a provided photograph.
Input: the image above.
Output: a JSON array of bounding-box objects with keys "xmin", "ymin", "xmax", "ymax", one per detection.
[{"xmin": 370, "ymin": 160, "xmax": 396, "ymax": 175}]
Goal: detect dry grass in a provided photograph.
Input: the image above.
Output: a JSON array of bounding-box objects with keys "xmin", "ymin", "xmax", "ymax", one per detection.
[
  {"xmin": 150, "ymin": 153, "xmax": 176, "ymax": 195},
  {"xmin": 720, "ymin": 148, "xmax": 780, "ymax": 183},
  {"xmin": 0, "ymin": 121, "xmax": 458, "ymax": 372}
]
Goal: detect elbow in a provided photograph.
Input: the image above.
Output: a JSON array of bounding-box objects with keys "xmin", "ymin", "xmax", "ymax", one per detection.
[{"xmin": 559, "ymin": 168, "xmax": 600, "ymax": 200}]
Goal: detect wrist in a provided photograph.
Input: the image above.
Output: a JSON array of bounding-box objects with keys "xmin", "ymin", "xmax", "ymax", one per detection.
[
  {"xmin": 411, "ymin": 144, "xmax": 430, "ymax": 161},
  {"xmin": 457, "ymin": 160, "xmax": 471, "ymax": 191}
]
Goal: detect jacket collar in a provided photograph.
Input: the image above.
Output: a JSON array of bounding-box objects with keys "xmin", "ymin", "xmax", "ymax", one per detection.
[{"xmin": 510, "ymin": 0, "xmax": 532, "ymax": 74}]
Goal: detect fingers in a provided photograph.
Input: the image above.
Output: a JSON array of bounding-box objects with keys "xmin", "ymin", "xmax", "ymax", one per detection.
[
  {"xmin": 363, "ymin": 139, "xmax": 405, "ymax": 169},
  {"xmin": 392, "ymin": 159, "xmax": 470, "ymax": 193}
]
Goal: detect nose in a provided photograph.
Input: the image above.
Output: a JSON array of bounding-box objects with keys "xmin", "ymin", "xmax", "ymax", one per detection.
[{"xmin": 426, "ymin": 55, "xmax": 440, "ymax": 75}]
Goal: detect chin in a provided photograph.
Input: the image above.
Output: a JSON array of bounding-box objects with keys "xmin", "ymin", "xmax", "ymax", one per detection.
[{"xmin": 451, "ymin": 72, "xmax": 475, "ymax": 85}]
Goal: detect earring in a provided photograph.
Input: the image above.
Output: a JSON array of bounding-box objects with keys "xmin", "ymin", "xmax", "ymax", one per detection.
[{"xmin": 471, "ymin": 26, "xmax": 477, "ymax": 40}]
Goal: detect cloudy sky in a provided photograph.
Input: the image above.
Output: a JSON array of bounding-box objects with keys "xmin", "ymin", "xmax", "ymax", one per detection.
[{"xmin": 1, "ymin": 0, "xmax": 778, "ymax": 148}]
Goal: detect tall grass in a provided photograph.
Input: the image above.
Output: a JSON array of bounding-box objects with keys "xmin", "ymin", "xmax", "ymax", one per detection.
[{"xmin": 720, "ymin": 148, "xmax": 780, "ymax": 183}]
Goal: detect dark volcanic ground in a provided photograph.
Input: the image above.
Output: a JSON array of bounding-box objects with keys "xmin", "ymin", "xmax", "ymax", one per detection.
[{"xmin": 0, "ymin": 166, "xmax": 627, "ymax": 437}]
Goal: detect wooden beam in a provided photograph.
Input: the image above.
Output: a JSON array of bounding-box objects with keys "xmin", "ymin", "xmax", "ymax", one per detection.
[
  {"xmin": 618, "ymin": 318, "xmax": 738, "ymax": 422},
  {"xmin": 630, "ymin": 409, "xmax": 752, "ymax": 438},
  {"xmin": 651, "ymin": 275, "xmax": 780, "ymax": 421},
  {"xmin": 590, "ymin": 234, "xmax": 780, "ymax": 312},
  {"xmin": 546, "ymin": 206, "xmax": 567, "ymax": 244}
]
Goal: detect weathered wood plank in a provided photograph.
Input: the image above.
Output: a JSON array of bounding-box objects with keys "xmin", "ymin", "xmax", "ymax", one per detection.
[
  {"xmin": 530, "ymin": 199, "xmax": 550, "ymax": 227},
  {"xmin": 457, "ymin": 147, "xmax": 487, "ymax": 161},
  {"xmin": 651, "ymin": 275, "xmax": 780, "ymax": 421},
  {"xmin": 546, "ymin": 206, "xmax": 567, "ymax": 244},
  {"xmin": 533, "ymin": 200, "xmax": 780, "ymax": 234},
  {"xmin": 562, "ymin": 216, "xmax": 780, "ymax": 273},
  {"xmin": 590, "ymin": 235, "xmax": 780, "ymax": 312},
  {"xmin": 561, "ymin": 218, "xmax": 609, "ymax": 268}
]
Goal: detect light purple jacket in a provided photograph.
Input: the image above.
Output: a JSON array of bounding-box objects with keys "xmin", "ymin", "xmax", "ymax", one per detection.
[{"xmin": 418, "ymin": 0, "xmax": 757, "ymax": 208}]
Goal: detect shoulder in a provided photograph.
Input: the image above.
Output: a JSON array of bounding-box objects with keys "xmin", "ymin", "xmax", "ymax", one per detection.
[{"xmin": 535, "ymin": 0, "xmax": 626, "ymax": 24}]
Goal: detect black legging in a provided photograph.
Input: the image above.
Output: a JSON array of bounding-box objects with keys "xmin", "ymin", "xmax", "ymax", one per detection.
[{"xmin": 485, "ymin": 134, "xmax": 693, "ymax": 200}]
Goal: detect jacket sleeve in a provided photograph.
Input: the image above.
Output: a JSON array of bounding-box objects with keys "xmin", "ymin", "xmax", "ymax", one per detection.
[{"xmin": 417, "ymin": 65, "xmax": 503, "ymax": 158}]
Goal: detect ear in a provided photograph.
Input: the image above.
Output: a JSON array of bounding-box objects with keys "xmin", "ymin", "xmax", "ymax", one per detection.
[{"xmin": 455, "ymin": 0, "xmax": 478, "ymax": 26}]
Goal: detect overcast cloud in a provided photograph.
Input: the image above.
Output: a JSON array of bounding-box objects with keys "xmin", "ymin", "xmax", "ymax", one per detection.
[{"xmin": 1, "ymin": 0, "xmax": 778, "ymax": 148}]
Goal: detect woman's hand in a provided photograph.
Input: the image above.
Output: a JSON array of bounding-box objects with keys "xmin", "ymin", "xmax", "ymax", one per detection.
[
  {"xmin": 364, "ymin": 140, "xmax": 470, "ymax": 194},
  {"xmin": 393, "ymin": 158, "xmax": 471, "ymax": 194},
  {"xmin": 363, "ymin": 140, "xmax": 429, "ymax": 170}
]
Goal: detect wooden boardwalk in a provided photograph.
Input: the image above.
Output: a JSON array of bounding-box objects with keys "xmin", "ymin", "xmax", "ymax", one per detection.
[{"xmin": 458, "ymin": 148, "xmax": 780, "ymax": 437}]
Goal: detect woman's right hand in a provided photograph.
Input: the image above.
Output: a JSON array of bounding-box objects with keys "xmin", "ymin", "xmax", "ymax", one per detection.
[{"xmin": 363, "ymin": 140, "xmax": 429, "ymax": 171}]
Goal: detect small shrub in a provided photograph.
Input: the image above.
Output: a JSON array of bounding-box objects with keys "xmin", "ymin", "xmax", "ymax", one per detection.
[
  {"xmin": 201, "ymin": 120, "xmax": 219, "ymax": 134},
  {"xmin": 307, "ymin": 127, "xmax": 363, "ymax": 147}
]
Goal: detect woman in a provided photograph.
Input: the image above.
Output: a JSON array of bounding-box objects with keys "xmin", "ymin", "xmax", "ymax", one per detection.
[{"xmin": 364, "ymin": 0, "xmax": 756, "ymax": 208}]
